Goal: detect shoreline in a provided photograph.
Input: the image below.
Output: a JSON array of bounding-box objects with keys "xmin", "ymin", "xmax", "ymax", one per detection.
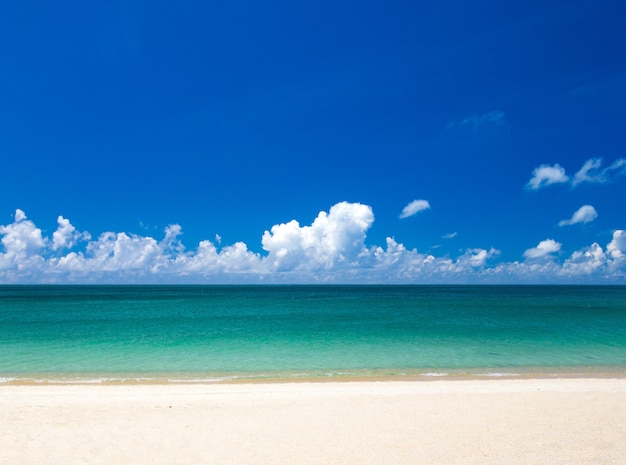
[
  {"xmin": 2, "ymin": 377, "xmax": 625, "ymax": 464},
  {"xmin": 2, "ymin": 367, "xmax": 626, "ymax": 385}
]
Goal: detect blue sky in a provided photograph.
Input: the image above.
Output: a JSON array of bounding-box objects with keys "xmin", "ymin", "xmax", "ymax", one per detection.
[{"xmin": 1, "ymin": 0, "xmax": 625, "ymax": 283}]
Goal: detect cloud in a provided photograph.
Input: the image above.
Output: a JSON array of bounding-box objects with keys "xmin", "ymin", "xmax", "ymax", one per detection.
[
  {"xmin": 1, "ymin": 205, "xmax": 625, "ymax": 283},
  {"xmin": 86, "ymin": 232, "xmax": 162, "ymax": 271},
  {"xmin": 0, "ymin": 209, "xmax": 45, "ymax": 255},
  {"xmin": 399, "ymin": 200, "xmax": 430, "ymax": 219},
  {"xmin": 0, "ymin": 210, "xmax": 47, "ymax": 277},
  {"xmin": 561, "ymin": 243, "xmax": 606, "ymax": 275},
  {"xmin": 572, "ymin": 157, "xmax": 626, "ymax": 186},
  {"xmin": 572, "ymin": 158, "xmax": 603, "ymax": 186},
  {"xmin": 523, "ymin": 239, "xmax": 562, "ymax": 260},
  {"xmin": 606, "ymin": 230, "xmax": 626, "ymax": 274},
  {"xmin": 528, "ymin": 158, "xmax": 626, "ymax": 190},
  {"xmin": 607, "ymin": 230, "xmax": 626, "ymax": 259},
  {"xmin": 456, "ymin": 248, "xmax": 500, "ymax": 268},
  {"xmin": 558, "ymin": 205, "xmax": 598, "ymax": 227},
  {"xmin": 526, "ymin": 164, "xmax": 569, "ymax": 190},
  {"xmin": 442, "ymin": 232, "xmax": 457, "ymax": 239},
  {"xmin": 52, "ymin": 216, "xmax": 91, "ymax": 251},
  {"xmin": 448, "ymin": 111, "xmax": 508, "ymax": 131},
  {"xmin": 261, "ymin": 201, "xmax": 374, "ymax": 271},
  {"xmin": 174, "ymin": 240, "xmax": 261, "ymax": 276}
]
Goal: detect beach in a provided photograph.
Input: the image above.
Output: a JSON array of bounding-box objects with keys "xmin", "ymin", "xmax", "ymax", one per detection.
[{"xmin": 1, "ymin": 378, "xmax": 625, "ymax": 464}]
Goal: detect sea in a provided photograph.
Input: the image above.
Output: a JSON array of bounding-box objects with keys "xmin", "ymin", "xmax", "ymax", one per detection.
[{"xmin": 1, "ymin": 285, "xmax": 625, "ymax": 383}]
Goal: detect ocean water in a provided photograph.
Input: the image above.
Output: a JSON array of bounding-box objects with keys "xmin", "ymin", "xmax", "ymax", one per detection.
[{"xmin": 1, "ymin": 285, "xmax": 625, "ymax": 382}]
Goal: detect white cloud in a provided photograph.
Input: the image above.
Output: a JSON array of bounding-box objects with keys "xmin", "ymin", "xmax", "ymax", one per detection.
[
  {"xmin": 523, "ymin": 239, "xmax": 562, "ymax": 260},
  {"xmin": 1, "ymin": 204, "xmax": 625, "ymax": 283},
  {"xmin": 456, "ymin": 248, "xmax": 500, "ymax": 268},
  {"xmin": 261, "ymin": 202, "xmax": 374, "ymax": 271},
  {"xmin": 14, "ymin": 209, "xmax": 27, "ymax": 222},
  {"xmin": 561, "ymin": 243, "xmax": 607, "ymax": 276},
  {"xmin": 528, "ymin": 158, "xmax": 626, "ymax": 190},
  {"xmin": 0, "ymin": 209, "xmax": 45, "ymax": 255},
  {"xmin": 572, "ymin": 157, "xmax": 626, "ymax": 186},
  {"xmin": 0, "ymin": 210, "xmax": 47, "ymax": 276},
  {"xmin": 610, "ymin": 158, "xmax": 626, "ymax": 174},
  {"xmin": 558, "ymin": 205, "xmax": 598, "ymax": 227},
  {"xmin": 173, "ymin": 239, "xmax": 262, "ymax": 276},
  {"xmin": 442, "ymin": 232, "xmax": 457, "ymax": 239},
  {"xmin": 526, "ymin": 164, "xmax": 569, "ymax": 190},
  {"xmin": 161, "ymin": 224, "xmax": 184, "ymax": 253},
  {"xmin": 399, "ymin": 200, "xmax": 430, "ymax": 219},
  {"xmin": 52, "ymin": 216, "xmax": 90, "ymax": 250},
  {"xmin": 607, "ymin": 230, "xmax": 626, "ymax": 266},
  {"xmin": 572, "ymin": 158, "xmax": 603, "ymax": 186},
  {"xmin": 86, "ymin": 232, "xmax": 162, "ymax": 271}
]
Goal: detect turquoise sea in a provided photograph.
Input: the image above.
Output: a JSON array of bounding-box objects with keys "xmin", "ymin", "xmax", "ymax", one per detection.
[{"xmin": 1, "ymin": 285, "xmax": 625, "ymax": 383}]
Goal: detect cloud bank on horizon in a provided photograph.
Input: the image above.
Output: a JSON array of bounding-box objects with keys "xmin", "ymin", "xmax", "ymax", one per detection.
[{"xmin": 1, "ymin": 199, "xmax": 624, "ymax": 284}]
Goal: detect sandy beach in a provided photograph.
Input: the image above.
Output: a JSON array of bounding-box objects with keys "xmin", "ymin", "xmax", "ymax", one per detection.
[{"xmin": 1, "ymin": 378, "xmax": 625, "ymax": 464}]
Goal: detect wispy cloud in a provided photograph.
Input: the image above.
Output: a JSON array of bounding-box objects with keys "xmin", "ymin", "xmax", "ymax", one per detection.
[
  {"xmin": 558, "ymin": 205, "xmax": 598, "ymax": 227},
  {"xmin": 442, "ymin": 232, "xmax": 457, "ymax": 239},
  {"xmin": 527, "ymin": 158, "xmax": 626, "ymax": 190},
  {"xmin": 448, "ymin": 111, "xmax": 508, "ymax": 131},
  {"xmin": 572, "ymin": 158, "xmax": 626, "ymax": 186},
  {"xmin": 526, "ymin": 164, "xmax": 569, "ymax": 190},
  {"xmin": 399, "ymin": 200, "xmax": 430, "ymax": 219}
]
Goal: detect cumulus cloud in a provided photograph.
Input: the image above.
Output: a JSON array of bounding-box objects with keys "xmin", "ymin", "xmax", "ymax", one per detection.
[
  {"xmin": 399, "ymin": 200, "xmax": 430, "ymax": 219},
  {"xmin": 558, "ymin": 230, "xmax": 625, "ymax": 278},
  {"xmin": 558, "ymin": 205, "xmax": 598, "ymax": 227},
  {"xmin": 526, "ymin": 164, "xmax": 569, "ymax": 190},
  {"xmin": 456, "ymin": 248, "xmax": 500, "ymax": 268},
  {"xmin": 1, "ymin": 205, "xmax": 625, "ymax": 283},
  {"xmin": 87, "ymin": 232, "xmax": 162, "ymax": 271},
  {"xmin": 261, "ymin": 202, "xmax": 374, "ymax": 271},
  {"xmin": 561, "ymin": 243, "xmax": 606, "ymax": 275},
  {"xmin": 0, "ymin": 209, "xmax": 45, "ymax": 255},
  {"xmin": 523, "ymin": 239, "xmax": 562, "ymax": 260},
  {"xmin": 607, "ymin": 230, "xmax": 626, "ymax": 269},
  {"xmin": 52, "ymin": 216, "xmax": 90, "ymax": 251},
  {"xmin": 173, "ymin": 239, "xmax": 262, "ymax": 276},
  {"xmin": 0, "ymin": 210, "xmax": 47, "ymax": 278}
]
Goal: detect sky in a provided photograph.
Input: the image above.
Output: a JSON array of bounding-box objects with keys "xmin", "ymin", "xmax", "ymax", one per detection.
[{"xmin": 1, "ymin": 0, "xmax": 625, "ymax": 284}]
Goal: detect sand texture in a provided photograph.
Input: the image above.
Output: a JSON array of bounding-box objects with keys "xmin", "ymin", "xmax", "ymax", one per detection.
[{"xmin": 1, "ymin": 378, "xmax": 625, "ymax": 465}]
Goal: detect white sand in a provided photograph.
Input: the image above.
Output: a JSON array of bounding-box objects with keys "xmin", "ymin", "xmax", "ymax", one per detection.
[{"xmin": 1, "ymin": 378, "xmax": 625, "ymax": 464}]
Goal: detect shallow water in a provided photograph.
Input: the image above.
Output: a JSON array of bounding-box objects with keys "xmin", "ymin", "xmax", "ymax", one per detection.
[{"xmin": 1, "ymin": 285, "xmax": 625, "ymax": 382}]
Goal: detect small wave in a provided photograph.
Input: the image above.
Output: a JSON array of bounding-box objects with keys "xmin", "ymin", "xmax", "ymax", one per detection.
[{"xmin": 168, "ymin": 377, "xmax": 231, "ymax": 383}]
